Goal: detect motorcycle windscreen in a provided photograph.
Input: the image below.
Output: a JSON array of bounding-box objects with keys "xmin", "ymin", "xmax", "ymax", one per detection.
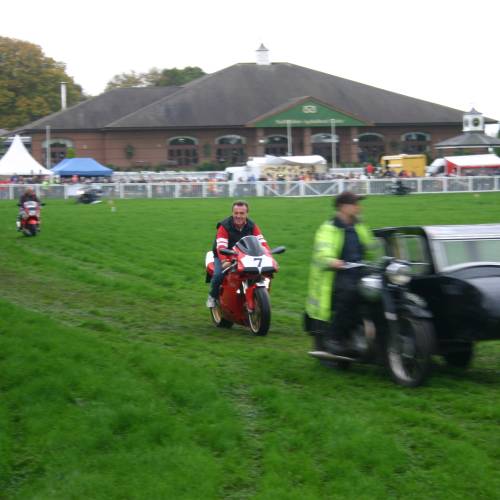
[{"xmin": 235, "ymin": 235, "xmax": 265, "ymax": 256}]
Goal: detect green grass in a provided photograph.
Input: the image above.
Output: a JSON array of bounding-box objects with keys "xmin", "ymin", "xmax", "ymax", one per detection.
[{"xmin": 0, "ymin": 194, "xmax": 499, "ymax": 499}]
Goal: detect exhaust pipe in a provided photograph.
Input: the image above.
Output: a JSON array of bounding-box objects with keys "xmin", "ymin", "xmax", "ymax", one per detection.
[{"xmin": 308, "ymin": 351, "xmax": 355, "ymax": 361}]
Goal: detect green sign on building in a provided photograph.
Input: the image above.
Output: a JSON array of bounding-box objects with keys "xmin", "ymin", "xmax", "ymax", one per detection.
[{"xmin": 251, "ymin": 99, "xmax": 369, "ymax": 128}]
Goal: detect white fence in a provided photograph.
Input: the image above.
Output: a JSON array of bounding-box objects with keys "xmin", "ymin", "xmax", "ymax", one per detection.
[{"xmin": 1, "ymin": 177, "xmax": 500, "ymax": 200}]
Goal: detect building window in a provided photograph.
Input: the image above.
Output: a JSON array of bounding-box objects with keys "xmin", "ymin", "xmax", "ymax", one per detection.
[
  {"xmin": 311, "ymin": 133, "xmax": 339, "ymax": 164},
  {"xmin": 215, "ymin": 135, "xmax": 247, "ymax": 165},
  {"xmin": 42, "ymin": 138, "xmax": 74, "ymax": 166},
  {"xmin": 265, "ymin": 135, "xmax": 288, "ymax": 156},
  {"xmin": 357, "ymin": 133, "xmax": 385, "ymax": 162},
  {"xmin": 401, "ymin": 132, "xmax": 430, "ymax": 154},
  {"xmin": 168, "ymin": 137, "xmax": 199, "ymax": 167}
]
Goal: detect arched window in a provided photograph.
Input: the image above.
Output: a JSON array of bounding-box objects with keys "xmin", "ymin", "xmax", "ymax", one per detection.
[
  {"xmin": 42, "ymin": 138, "xmax": 74, "ymax": 165},
  {"xmin": 264, "ymin": 135, "xmax": 288, "ymax": 156},
  {"xmin": 311, "ymin": 133, "xmax": 334, "ymax": 143},
  {"xmin": 401, "ymin": 132, "xmax": 430, "ymax": 154},
  {"xmin": 215, "ymin": 135, "xmax": 247, "ymax": 165},
  {"xmin": 311, "ymin": 133, "xmax": 339, "ymax": 164},
  {"xmin": 168, "ymin": 137, "xmax": 199, "ymax": 167},
  {"xmin": 357, "ymin": 133, "xmax": 385, "ymax": 162},
  {"xmin": 216, "ymin": 135, "xmax": 246, "ymax": 145}
]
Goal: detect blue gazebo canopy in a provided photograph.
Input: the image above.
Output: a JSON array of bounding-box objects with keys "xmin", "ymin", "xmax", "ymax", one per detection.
[{"xmin": 52, "ymin": 158, "xmax": 113, "ymax": 176}]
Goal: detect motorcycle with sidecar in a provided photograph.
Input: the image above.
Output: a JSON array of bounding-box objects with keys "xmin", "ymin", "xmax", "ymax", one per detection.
[{"xmin": 306, "ymin": 224, "xmax": 500, "ymax": 387}]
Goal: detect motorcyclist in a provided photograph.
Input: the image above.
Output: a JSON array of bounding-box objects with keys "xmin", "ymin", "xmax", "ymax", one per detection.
[
  {"xmin": 207, "ymin": 200, "xmax": 270, "ymax": 307},
  {"xmin": 16, "ymin": 187, "xmax": 40, "ymax": 231},
  {"xmin": 305, "ymin": 191, "xmax": 377, "ymax": 354}
]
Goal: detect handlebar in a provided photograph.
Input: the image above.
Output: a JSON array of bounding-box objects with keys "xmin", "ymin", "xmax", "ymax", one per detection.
[{"xmin": 340, "ymin": 257, "xmax": 410, "ymax": 273}]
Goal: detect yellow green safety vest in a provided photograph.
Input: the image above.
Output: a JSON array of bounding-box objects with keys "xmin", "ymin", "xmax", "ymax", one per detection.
[{"xmin": 306, "ymin": 220, "xmax": 376, "ymax": 322}]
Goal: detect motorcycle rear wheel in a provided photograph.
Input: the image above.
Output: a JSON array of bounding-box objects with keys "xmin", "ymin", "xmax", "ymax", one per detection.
[
  {"xmin": 210, "ymin": 302, "xmax": 233, "ymax": 329},
  {"xmin": 386, "ymin": 316, "xmax": 435, "ymax": 387},
  {"xmin": 247, "ymin": 287, "xmax": 270, "ymax": 336}
]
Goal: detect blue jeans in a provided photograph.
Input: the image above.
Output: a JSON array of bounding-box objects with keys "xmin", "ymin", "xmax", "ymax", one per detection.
[{"xmin": 209, "ymin": 257, "xmax": 224, "ymax": 299}]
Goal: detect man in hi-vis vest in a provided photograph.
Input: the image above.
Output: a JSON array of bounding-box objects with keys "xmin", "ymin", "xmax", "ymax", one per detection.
[{"xmin": 306, "ymin": 191, "xmax": 376, "ymax": 354}]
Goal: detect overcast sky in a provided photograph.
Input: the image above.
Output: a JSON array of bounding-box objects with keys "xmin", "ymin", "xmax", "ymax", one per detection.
[{"xmin": 2, "ymin": 0, "xmax": 499, "ymax": 133}]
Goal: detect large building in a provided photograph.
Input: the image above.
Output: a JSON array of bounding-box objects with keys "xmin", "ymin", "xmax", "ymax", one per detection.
[{"xmin": 17, "ymin": 46, "xmax": 487, "ymax": 170}]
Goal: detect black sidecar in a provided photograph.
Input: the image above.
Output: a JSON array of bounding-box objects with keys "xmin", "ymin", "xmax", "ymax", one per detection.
[{"xmin": 375, "ymin": 223, "xmax": 500, "ymax": 367}]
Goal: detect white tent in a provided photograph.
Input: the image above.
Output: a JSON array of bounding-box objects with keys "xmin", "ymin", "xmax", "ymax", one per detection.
[
  {"xmin": 246, "ymin": 154, "xmax": 326, "ymax": 168},
  {"xmin": 0, "ymin": 135, "xmax": 53, "ymax": 176},
  {"xmin": 444, "ymin": 154, "xmax": 500, "ymax": 167}
]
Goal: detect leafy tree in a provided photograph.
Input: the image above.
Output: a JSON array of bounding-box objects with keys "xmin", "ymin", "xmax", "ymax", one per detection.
[
  {"xmin": 105, "ymin": 71, "xmax": 145, "ymax": 90},
  {"xmin": 146, "ymin": 66, "xmax": 206, "ymax": 87},
  {"xmin": 0, "ymin": 37, "xmax": 84, "ymax": 130},
  {"xmin": 105, "ymin": 66, "xmax": 206, "ymax": 90}
]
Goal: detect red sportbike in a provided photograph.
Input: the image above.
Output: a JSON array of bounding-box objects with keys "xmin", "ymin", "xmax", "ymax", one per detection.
[
  {"xmin": 206, "ymin": 235, "xmax": 285, "ymax": 336},
  {"xmin": 18, "ymin": 201, "xmax": 42, "ymax": 236}
]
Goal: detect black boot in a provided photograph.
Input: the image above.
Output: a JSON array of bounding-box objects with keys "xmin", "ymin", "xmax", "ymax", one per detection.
[{"xmin": 324, "ymin": 336, "xmax": 352, "ymax": 356}]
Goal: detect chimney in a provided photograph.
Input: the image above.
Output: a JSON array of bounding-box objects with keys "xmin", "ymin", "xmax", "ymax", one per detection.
[
  {"xmin": 60, "ymin": 82, "xmax": 67, "ymax": 110},
  {"xmin": 256, "ymin": 44, "xmax": 270, "ymax": 65}
]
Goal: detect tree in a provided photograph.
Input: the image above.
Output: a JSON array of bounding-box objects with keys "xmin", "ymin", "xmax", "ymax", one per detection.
[
  {"xmin": 146, "ymin": 66, "xmax": 206, "ymax": 87},
  {"xmin": 0, "ymin": 37, "xmax": 85, "ymax": 130},
  {"xmin": 105, "ymin": 71, "xmax": 146, "ymax": 90},
  {"xmin": 105, "ymin": 66, "xmax": 206, "ymax": 90}
]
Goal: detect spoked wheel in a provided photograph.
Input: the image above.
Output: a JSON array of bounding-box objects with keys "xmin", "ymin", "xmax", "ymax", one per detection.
[
  {"xmin": 442, "ymin": 342, "xmax": 474, "ymax": 369},
  {"xmin": 210, "ymin": 301, "xmax": 233, "ymax": 329},
  {"xmin": 386, "ymin": 316, "xmax": 435, "ymax": 387},
  {"xmin": 247, "ymin": 287, "xmax": 271, "ymax": 336}
]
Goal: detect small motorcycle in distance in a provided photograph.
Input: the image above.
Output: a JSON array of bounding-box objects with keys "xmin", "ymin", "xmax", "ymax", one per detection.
[
  {"xmin": 206, "ymin": 235, "xmax": 286, "ymax": 336},
  {"xmin": 76, "ymin": 187, "xmax": 103, "ymax": 204},
  {"xmin": 307, "ymin": 258, "xmax": 435, "ymax": 387},
  {"xmin": 386, "ymin": 179, "xmax": 413, "ymax": 195},
  {"xmin": 17, "ymin": 200, "xmax": 42, "ymax": 236}
]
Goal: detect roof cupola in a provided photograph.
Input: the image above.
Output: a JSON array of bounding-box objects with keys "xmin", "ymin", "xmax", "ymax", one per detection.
[
  {"xmin": 256, "ymin": 44, "xmax": 270, "ymax": 65},
  {"xmin": 463, "ymin": 108, "xmax": 484, "ymax": 132}
]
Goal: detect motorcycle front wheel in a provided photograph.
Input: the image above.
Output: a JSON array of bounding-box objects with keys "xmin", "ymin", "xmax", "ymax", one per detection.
[
  {"xmin": 386, "ymin": 316, "xmax": 435, "ymax": 387},
  {"xmin": 25, "ymin": 223, "xmax": 38, "ymax": 236},
  {"xmin": 210, "ymin": 302, "xmax": 233, "ymax": 329},
  {"xmin": 247, "ymin": 287, "xmax": 271, "ymax": 336}
]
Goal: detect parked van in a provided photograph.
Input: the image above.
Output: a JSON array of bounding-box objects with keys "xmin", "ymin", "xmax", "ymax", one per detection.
[
  {"xmin": 426, "ymin": 158, "xmax": 445, "ymax": 176},
  {"xmin": 380, "ymin": 154, "xmax": 426, "ymax": 177}
]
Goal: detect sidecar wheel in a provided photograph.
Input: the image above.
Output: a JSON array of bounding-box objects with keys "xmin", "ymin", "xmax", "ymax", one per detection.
[
  {"xmin": 386, "ymin": 317, "xmax": 435, "ymax": 387},
  {"xmin": 442, "ymin": 342, "xmax": 474, "ymax": 368},
  {"xmin": 210, "ymin": 302, "xmax": 233, "ymax": 329},
  {"xmin": 248, "ymin": 287, "xmax": 270, "ymax": 336}
]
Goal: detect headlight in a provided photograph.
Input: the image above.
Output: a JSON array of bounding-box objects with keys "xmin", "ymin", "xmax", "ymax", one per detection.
[
  {"xmin": 359, "ymin": 275, "xmax": 382, "ymax": 301},
  {"xmin": 386, "ymin": 262, "xmax": 412, "ymax": 286}
]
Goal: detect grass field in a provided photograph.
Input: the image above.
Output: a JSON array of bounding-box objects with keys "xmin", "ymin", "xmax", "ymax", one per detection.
[{"xmin": 1, "ymin": 193, "xmax": 499, "ymax": 499}]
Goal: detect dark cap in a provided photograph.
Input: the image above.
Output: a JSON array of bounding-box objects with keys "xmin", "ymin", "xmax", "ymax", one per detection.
[{"xmin": 334, "ymin": 191, "xmax": 365, "ymax": 208}]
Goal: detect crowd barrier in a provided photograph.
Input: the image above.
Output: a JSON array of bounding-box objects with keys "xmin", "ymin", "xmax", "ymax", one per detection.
[{"xmin": 1, "ymin": 176, "xmax": 500, "ymax": 200}]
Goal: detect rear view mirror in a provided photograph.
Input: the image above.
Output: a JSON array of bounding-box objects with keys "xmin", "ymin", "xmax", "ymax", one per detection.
[{"xmin": 271, "ymin": 246, "xmax": 286, "ymax": 255}]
